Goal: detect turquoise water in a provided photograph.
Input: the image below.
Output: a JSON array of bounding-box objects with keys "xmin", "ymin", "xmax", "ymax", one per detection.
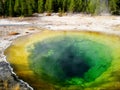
[{"xmin": 28, "ymin": 35, "xmax": 112, "ymax": 86}]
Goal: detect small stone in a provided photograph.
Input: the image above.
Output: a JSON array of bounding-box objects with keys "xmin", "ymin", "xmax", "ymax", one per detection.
[{"xmin": 8, "ymin": 32, "xmax": 20, "ymax": 35}]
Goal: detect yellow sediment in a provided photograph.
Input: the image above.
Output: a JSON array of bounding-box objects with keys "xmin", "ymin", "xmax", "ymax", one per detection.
[{"xmin": 4, "ymin": 30, "xmax": 120, "ymax": 89}]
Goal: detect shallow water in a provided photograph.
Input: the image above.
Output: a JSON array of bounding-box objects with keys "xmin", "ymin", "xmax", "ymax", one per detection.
[{"xmin": 5, "ymin": 30, "xmax": 120, "ymax": 90}]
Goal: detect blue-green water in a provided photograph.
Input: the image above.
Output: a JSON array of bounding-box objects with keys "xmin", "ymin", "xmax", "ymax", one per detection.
[{"xmin": 28, "ymin": 36, "xmax": 112, "ymax": 86}]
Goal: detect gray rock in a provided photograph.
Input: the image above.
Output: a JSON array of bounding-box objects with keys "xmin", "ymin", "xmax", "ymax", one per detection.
[{"xmin": 0, "ymin": 61, "xmax": 33, "ymax": 90}]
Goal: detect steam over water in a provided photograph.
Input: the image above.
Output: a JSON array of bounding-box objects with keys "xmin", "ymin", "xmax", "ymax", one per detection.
[{"xmin": 28, "ymin": 36, "xmax": 112, "ymax": 85}]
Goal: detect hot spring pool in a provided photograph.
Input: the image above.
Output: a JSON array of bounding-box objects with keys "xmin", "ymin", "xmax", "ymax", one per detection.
[{"xmin": 5, "ymin": 30, "xmax": 120, "ymax": 90}]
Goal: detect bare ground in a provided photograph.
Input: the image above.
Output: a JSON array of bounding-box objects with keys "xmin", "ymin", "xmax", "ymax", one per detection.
[{"xmin": 0, "ymin": 13, "xmax": 120, "ymax": 89}]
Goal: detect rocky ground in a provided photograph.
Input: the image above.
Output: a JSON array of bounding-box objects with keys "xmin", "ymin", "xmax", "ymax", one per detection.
[
  {"xmin": 0, "ymin": 13, "xmax": 120, "ymax": 90},
  {"xmin": 0, "ymin": 25, "xmax": 40, "ymax": 90}
]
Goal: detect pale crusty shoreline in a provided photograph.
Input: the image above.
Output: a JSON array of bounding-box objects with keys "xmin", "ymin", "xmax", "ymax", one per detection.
[
  {"xmin": 0, "ymin": 25, "xmax": 40, "ymax": 90},
  {"xmin": 0, "ymin": 13, "xmax": 120, "ymax": 89}
]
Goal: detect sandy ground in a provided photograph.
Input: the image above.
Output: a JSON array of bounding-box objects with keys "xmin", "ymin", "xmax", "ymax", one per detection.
[
  {"xmin": 1, "ymin": 14, "xmax": 120, "ymax": 31},
  {"xmin": 0, "ymin": 13, "xmax": 120, "ymax": 89}
]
